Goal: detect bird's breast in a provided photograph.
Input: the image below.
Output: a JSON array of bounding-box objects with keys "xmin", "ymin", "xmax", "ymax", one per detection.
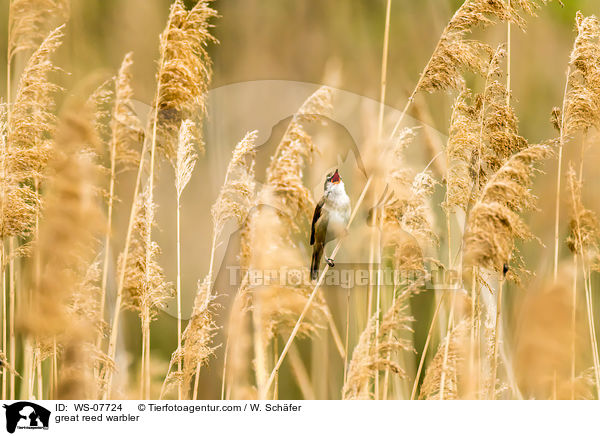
[{"xmin": 324, "ymin": 199, "xmax": 350, "ymax": 241}]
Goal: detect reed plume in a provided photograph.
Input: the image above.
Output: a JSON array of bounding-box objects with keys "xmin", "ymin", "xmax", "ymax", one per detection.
[
  {"xmin": 151, "ymin": 0, "xmax": 217, "ymax": 161},
  {"xmin": 563, "ymin": 13, "xmax": 600, "ymax": 136},
  {"xmin": 443, "ymin": 92, "xmax": 480, "ymax": 214},
  {"xmin": 107, "ymin": 53, "xmax": 144, "ymax": 169},
  {"xmin": 211, "ymin": 131, "xmax": 258, "ymax": 237},
  {"xmin": 475, "ymin": 45, "xmax": 528, "ymax": 189},
  {"xmin": 380, "ymin": 155, "xmax": 439, "ymax": 400},
  {"xmin": 566, "ymin": 166, "xmax": 600, "ymax": 258},
  {"xmin": 464, "ymin": 144, "xmax": 551, "ymax": 278},
  {"xmin": 420, "ymin": 319, "xmax": 470, "ymax": 400},
  {"xmin": 174, "ymin": 120, "xmax": 198, "ymax": 201},
  {"xmin": 342, "ymin": 289, "xmax": 414, "ymax": 400},
  {"xmin": 381, "ymin": 127, "xmax": 438, "ymax": 249}
]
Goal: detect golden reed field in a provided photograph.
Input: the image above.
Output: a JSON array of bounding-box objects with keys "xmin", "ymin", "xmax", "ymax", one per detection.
[{"xmin": 1, "ymin": 0, "xmax": 600, "ymax": 400}]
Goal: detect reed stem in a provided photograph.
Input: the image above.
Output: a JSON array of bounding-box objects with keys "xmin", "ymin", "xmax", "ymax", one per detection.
[
  {"xmin": 571, "ymin": 254, "xmax": 577, "ymax": 400},
  {"xmin": 554, "ymin": 67, "xmax": 572, "ymax": 281},
  {"xmin": 176, "ymin": 196, "xmax": 183, "ymax": 400},
  {"xmin": 490, "ymin": 277, "xmax": 504, "ymax": 399}
]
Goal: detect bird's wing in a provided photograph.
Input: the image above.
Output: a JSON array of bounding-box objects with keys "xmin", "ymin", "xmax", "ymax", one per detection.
[{"xmin": 310, "ymin": 197, "xmax": 325, "ymax": 245}]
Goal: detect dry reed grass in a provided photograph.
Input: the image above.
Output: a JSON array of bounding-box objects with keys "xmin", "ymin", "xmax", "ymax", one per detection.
[{"xmin": 2, "ymin": 0, "xmax": 600, "ymax": 402}]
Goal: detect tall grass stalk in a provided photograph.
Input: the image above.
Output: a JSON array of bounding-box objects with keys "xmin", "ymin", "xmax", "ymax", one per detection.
[
  {"xmin": 410, "ymin": 297, "xmax": 444, "ymax": 399},
  {"xmin": 571, "ymin": 254, "xmax": 577, "ymax": 399},
  {"xmin": 553, "ymin": 72, "xmax": 570, "ymax": 281}
]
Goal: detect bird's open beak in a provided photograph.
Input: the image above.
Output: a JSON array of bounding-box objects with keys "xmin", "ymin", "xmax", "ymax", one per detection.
[{"xmin": 331, "ymin": 169, "xmax": 341, "ymax": 184}]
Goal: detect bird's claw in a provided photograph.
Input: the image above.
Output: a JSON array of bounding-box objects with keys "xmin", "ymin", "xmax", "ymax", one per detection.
[{"xmin": 326, "ymin": 258, "xmax": 335, "ymax": 267}]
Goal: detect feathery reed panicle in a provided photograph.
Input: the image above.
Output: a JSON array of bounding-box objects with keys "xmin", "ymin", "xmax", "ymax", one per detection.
[
  {"xmin": 152, "ymin": 0, "xmax": 217, "ymax": 161},
  {"xmin": 134, "ymin": 1, "xmax": 217, "ymax": 397},
  {"xmin": 212, "ymin": 131, "xmax": 258, "ymax": 235},
  {"xmin": 122, "ymin": 189, "xmax": 173, "ymax": 329},
  {"xmin": 9, "ymin": 25, "xmax": 65, "ymax": 175},
  {"xmin": 85, "ymin": 80, "xmax": 112, "ymax": 143},
  {"xmin": 380, "ymin": 128, "xmax": 423, "ymax": 270},
  {"xmin": 420, "ymin": 319, "xmax": 470, "ymax": 400},
  {"xmin": 174, "ymin": 120, "xmax": 198, "ymax": 200},
  {"xmin": 464, "ymin": 144, "xmax": 552, "ymax": 278},
  {"xmin": 0, "ymin": 104, "xmax": 38, "ymax": 240},
  {"xmin": 383, "ymin": 168, "xmax": 438, "ymax": 273},
  {"xmin": 109, "ymin": 53, "xmax": 144, "ymax": 170},
  {"xmin": 342, "ymin": 289, "xmax": 414, "ymax": 400},
  {"xmin": 7, "ymin": 0, "xmax": 69, "ymax": 62},
  {"xmin": 563, "ymin": 13, "xmax": 600, "ymax": 136},
  {"xmin": 566, "ymin": 166, "xmax": 599, "ymax": 256},
  {"xmin": 476, "ymin": 46, "xmax": 528, "ymax": 187},
  {"xmin": 92, "ymin": 52, "xmax": 144, "ymax": 359},
  {"xmin": 443, "ymin": 92, "xmax": 480, "ymax": 213},
  {"xmin": 173, "ymin": 277, "xmax": 219, "ymax": 398},
  {"xmin": 512, "ymin": 0, "xmax": 561, "ymax": 16}
]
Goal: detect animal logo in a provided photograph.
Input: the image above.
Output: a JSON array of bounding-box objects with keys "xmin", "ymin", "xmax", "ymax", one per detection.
[{"xmin": 3, "ymin": 402, "xmax": 51, "ymax": 433}]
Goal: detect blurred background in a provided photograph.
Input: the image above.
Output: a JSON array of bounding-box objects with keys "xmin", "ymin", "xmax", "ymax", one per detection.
[{"xmin": 2, "ymin": 0, "xmax": 599, "ymax": 399}]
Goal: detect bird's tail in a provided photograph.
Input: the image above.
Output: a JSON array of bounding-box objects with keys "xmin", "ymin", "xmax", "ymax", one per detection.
[{"xmin": 310, "ymin": 243, "xmax": 323, "ymax": 281}]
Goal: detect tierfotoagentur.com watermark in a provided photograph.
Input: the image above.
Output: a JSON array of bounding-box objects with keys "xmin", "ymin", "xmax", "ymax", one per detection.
[{"xmin": 227, "ymin": 265, "xmax": 462, "ymax": 290}]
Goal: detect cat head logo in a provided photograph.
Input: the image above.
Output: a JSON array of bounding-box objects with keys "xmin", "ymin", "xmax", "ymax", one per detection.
[{"xmin": 3, "ymin": 402, "xmax": 51, "ymax": 433}]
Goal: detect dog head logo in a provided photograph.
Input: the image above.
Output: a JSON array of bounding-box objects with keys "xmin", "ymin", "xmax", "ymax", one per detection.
[{"xmin": 3, "ymin": 402, "xmax": 50, "ymax": 433}]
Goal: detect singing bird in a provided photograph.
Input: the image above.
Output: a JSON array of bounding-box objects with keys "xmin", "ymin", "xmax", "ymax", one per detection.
[{"xmin": 310, "ymin": 169, "xmax": 351, "ymax": 280}]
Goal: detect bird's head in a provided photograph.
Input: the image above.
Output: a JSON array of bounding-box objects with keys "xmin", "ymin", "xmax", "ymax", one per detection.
[{"xmin": 325, "ymin": 169, "xmax": 342, "ymax": 189}]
